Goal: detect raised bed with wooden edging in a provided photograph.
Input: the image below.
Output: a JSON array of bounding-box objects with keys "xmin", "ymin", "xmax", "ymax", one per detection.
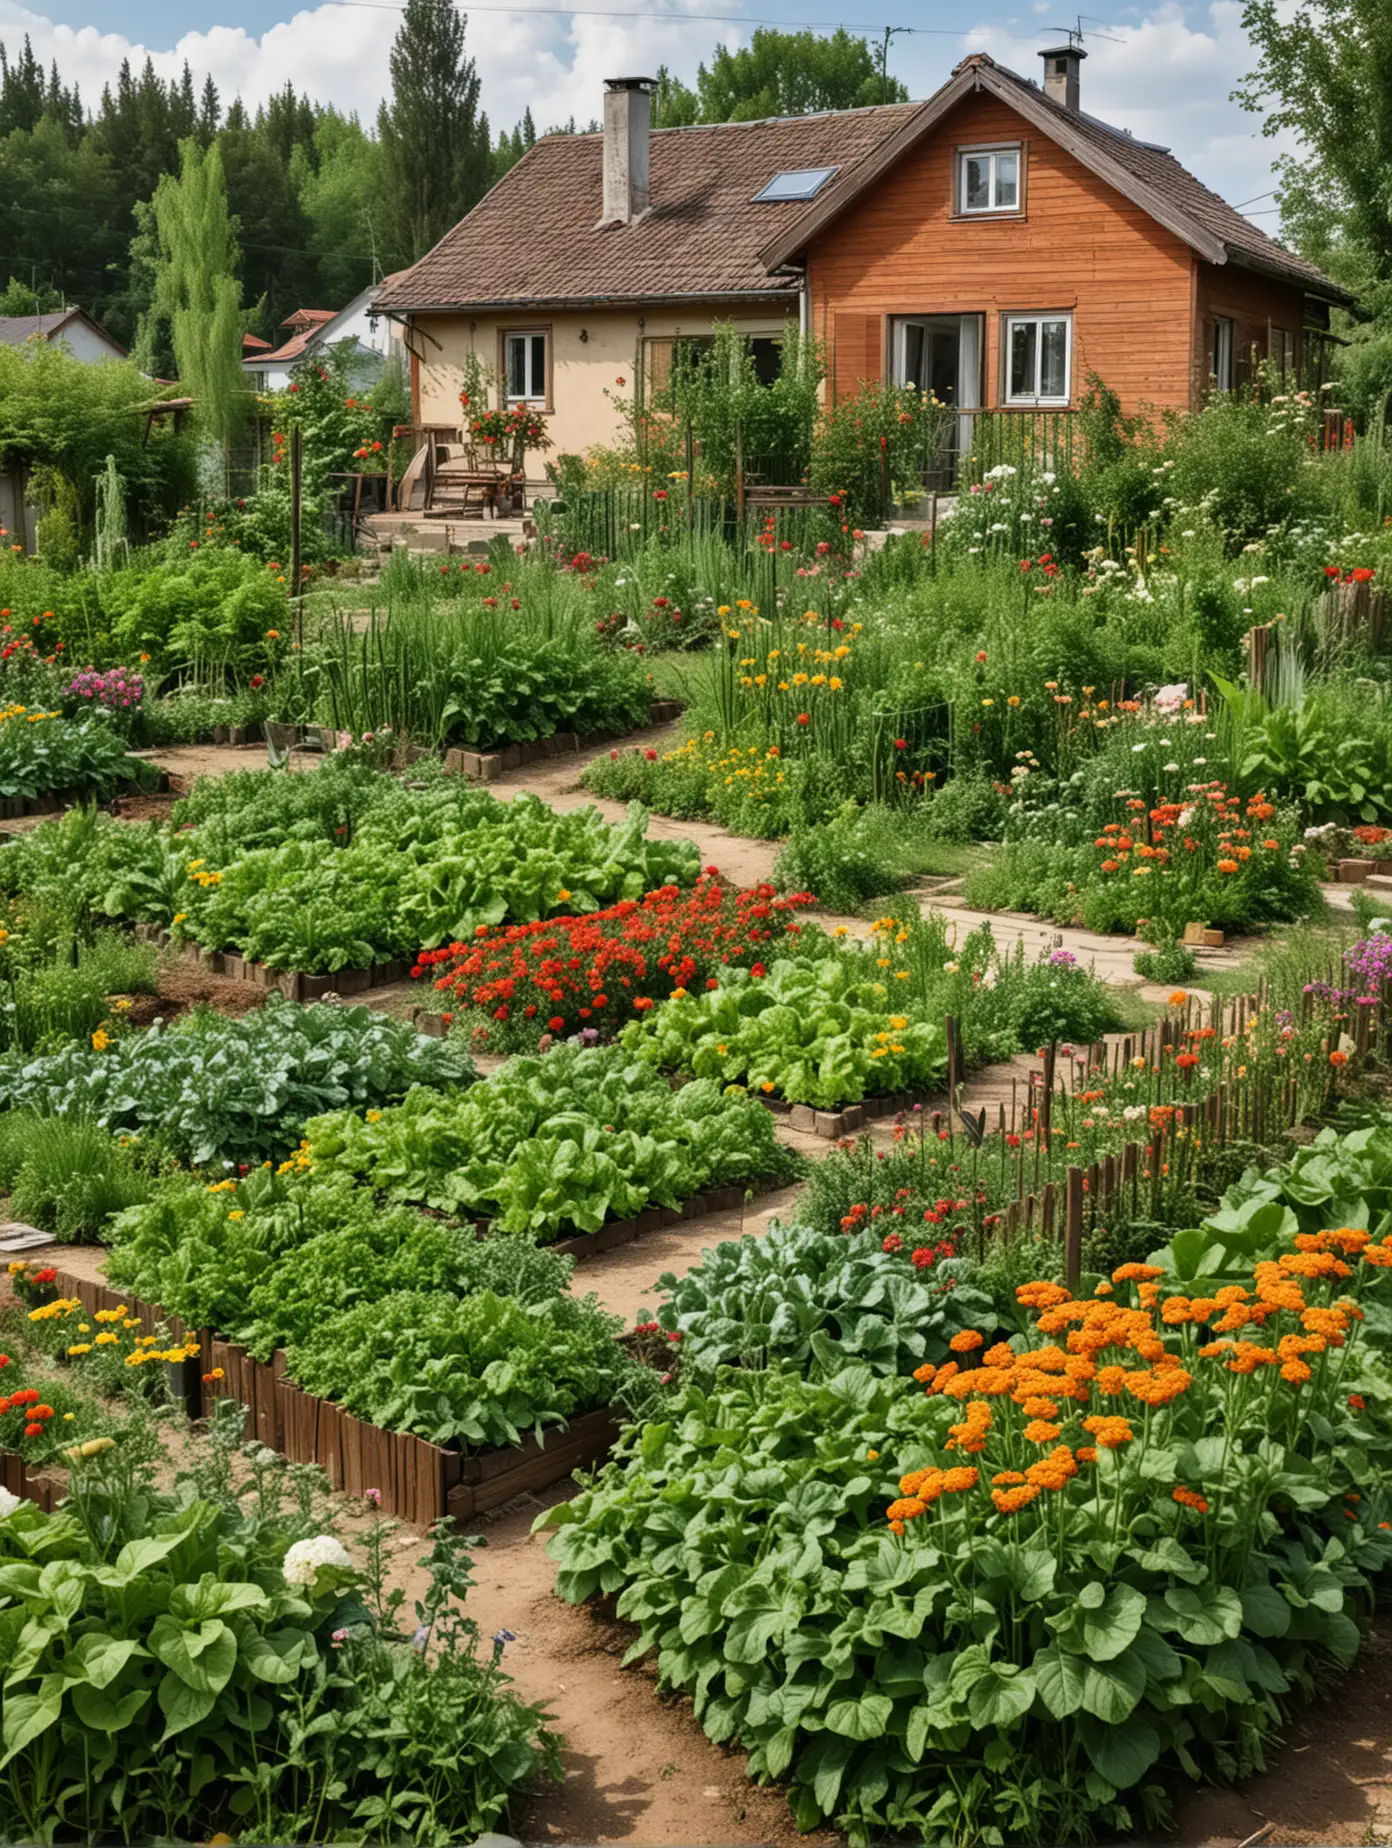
[{"xmin": 46, "ymin": 1265, "xmax": 619, "ymax": 1526}]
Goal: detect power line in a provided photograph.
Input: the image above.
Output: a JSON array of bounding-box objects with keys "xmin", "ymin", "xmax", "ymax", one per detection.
[
  {"xmin": 1233, "ymin": 187, "xmax": 1277, "ymax": 208},
  {"xmin": 298, "ymin": 0, "xmax": 1034, "ymax": 33}
]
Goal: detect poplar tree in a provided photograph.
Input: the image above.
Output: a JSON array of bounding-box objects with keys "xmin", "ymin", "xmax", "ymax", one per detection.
[
  {"xmin": 141, "ymin": 139, "xmax": 245, "ymax": 448},
  {"xmin": 377, "ymin": 0, "xmax": 491, "ymax": 259}
]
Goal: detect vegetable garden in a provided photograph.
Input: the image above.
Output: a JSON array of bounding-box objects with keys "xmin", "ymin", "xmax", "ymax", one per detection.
[{"xmin": 6, "ymin": 364, "xmax": 1392, "ymax": 1847}]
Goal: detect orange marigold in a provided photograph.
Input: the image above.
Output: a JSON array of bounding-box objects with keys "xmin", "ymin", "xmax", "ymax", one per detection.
[
  {"xmin": 942, "ymin": 1466, "xmax": 980, "ymax": 1493},
  {"xmin": 1081, "ymin": 1414, "xmax": 1134, "ymax": 1449},
  {"xmin": 886, "ymin": 1497, "xmax": 927, "ymax": 1522},
  {"xmin": 1173, "ymin": 1485, "xmax": 1209, "ymax": 1514},
  {"xmin": 950, "ymin": 1329, "xmax": 985, "ymax": 1353},
  {"xmin": 992, "ymin": 1484, "xmax": 1042, "ymax": 1514},
  {"xmin": 1023, "ymin": 1419, "xmax": 1062, "ymax": 1443},
  {"xmin": 1112, "ymin": 1263, "xmax": 1164, "ymax": 1283}
]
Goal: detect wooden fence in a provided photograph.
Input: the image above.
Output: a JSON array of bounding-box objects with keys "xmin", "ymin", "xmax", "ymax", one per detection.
[
  {"xmin": 42, "ymin": 1268, "xmax": 618, "ymax": 1526},
  {"xmin": 930, "ymin": 968, "xmax": 1384, "ymax": 1291}
]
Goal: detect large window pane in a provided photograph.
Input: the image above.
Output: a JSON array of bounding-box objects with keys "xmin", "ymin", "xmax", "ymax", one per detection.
[
  {"xmin": 1009, "ymin": 321, "xmax": 1036, "ymax": 398},
  {"xmin": 965, "ymin": 156, "xmax": 991, "ymax": 211},
  {"xmin": 904, "ymin": 324, "xmax": 926, "ymax": 391},
  {"xmin": 995, "ymin": 151, "xmax": 1019, "ymax": 209},
  {"xmin": 1040, "ymin": 320, "xmax": 1067, "ymax": 398},
  {"xmin": 507, "ymin": 337, "xmax": 526, "ymax": 398},
  {"xmin": 530, "ymin": 334, "xmax": 546, "ymax": 397}
]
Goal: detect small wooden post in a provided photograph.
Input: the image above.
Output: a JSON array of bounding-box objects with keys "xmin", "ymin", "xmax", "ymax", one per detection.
[
  {"xmin": 290, "ymin": 425, "xmax": 304, "ymax": 653},
  {"xmin": 734, "ymin": 420, "xmax": 744, "ymax": 524},
  {"xmin": 945, "ymin": 1014, "xmax": 960, "ymax": 1118},
  {"xmin": 1064, "ymin": 1167, "xmax": 1084, "ymax": 1290}
]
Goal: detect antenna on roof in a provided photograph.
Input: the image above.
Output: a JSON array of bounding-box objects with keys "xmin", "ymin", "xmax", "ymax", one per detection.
[{"xmin": 1045, "ymin": 16, "xmax": 1122, "ymax": 44}]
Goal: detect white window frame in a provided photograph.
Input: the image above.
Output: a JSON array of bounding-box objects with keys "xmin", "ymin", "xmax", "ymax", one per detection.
[
  {"xmin": 957, "ymin": 144, "xmax": 1022, "ymax": 216},
  {"xmin": 1002, "ymin": 311, "xmax": 1072, "ymax": 406},
  {"xmin": 504, "ymin": 329, "xmax": 548, "ymax": 404},
  {"xmin": 1213, "ymin": 316, "xmax": 1234, "ymax": 392}
]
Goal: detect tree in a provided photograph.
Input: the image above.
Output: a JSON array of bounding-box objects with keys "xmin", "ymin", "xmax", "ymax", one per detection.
[
  {"xmin": 377, "ymin": 0, "xmax": 492, "ymax": 260},
  {"xmin": 1236, "ymin": 0, "xmax": 1392, "ymax": 412},
  {"xmin": 0, "ymin": 276, "xmax": 61, "ymax": 314},
  {"xmin": 141, "ymin": 139, "xmax": 246, "ymax": 447},
  {"xmin": 295, "ymin": 113, "xmax": 397, "ymax": 300},
  {"xmin": 654, "ymin": 28, "xmax": 907, "ymax": 128}
]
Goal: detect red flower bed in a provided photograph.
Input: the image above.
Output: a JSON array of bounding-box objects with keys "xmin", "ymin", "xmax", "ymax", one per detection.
[{"xmin": 414, "ymin": 874, "xmax": 816, "ymax": 1048}]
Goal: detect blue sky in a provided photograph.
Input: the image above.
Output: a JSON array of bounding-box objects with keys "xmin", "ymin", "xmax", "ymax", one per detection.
[{"xmin": 0, "ymin": 0, "xmax": 1287, "ymax": 223}]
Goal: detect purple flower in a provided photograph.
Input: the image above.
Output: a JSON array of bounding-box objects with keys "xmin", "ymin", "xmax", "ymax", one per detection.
[{"xmin": 364, "ymin": 1487, "xmax": 381, "ymax": 1507}]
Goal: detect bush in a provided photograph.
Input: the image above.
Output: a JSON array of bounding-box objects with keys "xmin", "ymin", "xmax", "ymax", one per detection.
[
  {"xmin": 773, "ymin": 802, "xmax": 905, "ymax": 911},
  {"xmin": 0, "ymin": 1114, "xmax": 154, "ymax": 1240}
]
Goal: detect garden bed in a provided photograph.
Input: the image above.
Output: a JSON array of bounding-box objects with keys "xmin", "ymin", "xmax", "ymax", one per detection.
[
  {"xmin": 44, "ymin": 1263, "xmax": 622, "ymax": 1523},
  {"xmin": 754, "ymin": 1084, "xmax": 940, "ymax": 1139},
  {"xmin": 443, "ymin": 698, "xmax": 684, "ymax": 782},
  {"xmin": 137, "ymin": 924, "xmax": 412, "ymax": 1000},
  {"xmin": 549, "ymin": 1173, "xmax": 786, "ymax": 1260}
]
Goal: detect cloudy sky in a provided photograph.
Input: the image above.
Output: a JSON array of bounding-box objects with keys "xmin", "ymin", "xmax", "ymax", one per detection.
[{"xmin": 0, "ymin": 0, "xmax": 1287, "ymax": 224}]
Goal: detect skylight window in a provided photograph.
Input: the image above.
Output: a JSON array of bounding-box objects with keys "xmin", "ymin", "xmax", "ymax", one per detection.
[{"xmin": 753, "ymin": 166, "xmax": 838, "ymax": 203}]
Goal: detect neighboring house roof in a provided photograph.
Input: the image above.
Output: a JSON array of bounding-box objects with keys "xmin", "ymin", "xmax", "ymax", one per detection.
[
  {"xmin": 376, "ymin": 52, "xmax": 1347, "ymax": 315},
  {"xmin": 760, "ymin": 54, "xmax": 1349, "ymax": 304},
  {"xmin": 242, "ymin": 332, "xmax": 272, "ymax": 352},
  {"xmin": 243, "ymin": 290, "xmax": 403, "ymax": 371},
  {"xmin": 0, "ymin": 308, "xmax": 127, "ymax": 354},
  {"xmin": 372, "ymin": 104, "xmax": 921, "ymax": 312}
]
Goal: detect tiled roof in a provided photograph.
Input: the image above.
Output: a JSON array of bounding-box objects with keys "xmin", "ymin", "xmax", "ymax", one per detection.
[
  {"xmin": 373, "ymin": 104, "xmax": 920, "ymax": 311},
  {"xmin": 378, "ymin": 55, "xmax": 1347, "ymax": 313}
]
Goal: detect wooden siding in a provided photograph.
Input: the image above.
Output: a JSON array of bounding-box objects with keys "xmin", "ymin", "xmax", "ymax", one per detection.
[
  {"xmin": 807, "ymin": 91, "xmax": 1198, "ymax": 414},
  {"xmin": 1193, "ymin": 260, "xmax": 1306, "ymax": 398}
]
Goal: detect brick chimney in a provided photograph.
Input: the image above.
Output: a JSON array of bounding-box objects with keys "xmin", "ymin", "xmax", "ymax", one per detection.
[
  {"xmin": 1040, "ymin": 43, "xmax": 1086, "ymax": 113},
  {"xmin": 601, "ymin": 77, "xmax": 654, "ymax": 225}
]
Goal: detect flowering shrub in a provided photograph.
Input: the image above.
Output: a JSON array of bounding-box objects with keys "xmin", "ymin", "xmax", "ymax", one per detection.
[
  {"xmin": 414, "ymin": 874, "xmax": 816, "ymax": 1050},
  {"xmin": 65, "ymin": 665, "xmax": 144, "ymax": 712},
  {"xmin": 466, "ymin": 403, "xmax": 551, "ymax": 469},
  {"xmin": 545, "ymin": 1225, "xmax": 1392, "ymax": 1845},
  {"xmin": 970, "ymin": 782, "xmax": 1321, "ymax": 935}
]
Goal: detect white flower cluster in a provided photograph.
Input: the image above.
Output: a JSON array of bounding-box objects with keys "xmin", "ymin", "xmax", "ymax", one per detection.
[{"xmin": 282, "ymin": 1534, "xmax": 353, "ymax": 1586}]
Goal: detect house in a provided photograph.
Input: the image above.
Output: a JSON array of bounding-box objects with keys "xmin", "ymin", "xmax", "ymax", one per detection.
[
  {"xmin": 372, "ymin": 51, "xmax": 1348, "ymax": 483},
  {"xmin": 242, "ymin": 283, "xmax": 406, "ymax": 392},
  {"xmin": 0, "ymin": 307, "xmax": 126, "ymax": 364}
]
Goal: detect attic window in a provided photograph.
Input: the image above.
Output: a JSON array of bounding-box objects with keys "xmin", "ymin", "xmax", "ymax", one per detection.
[{"xmin": 753, "ymin": 166, "xmax": 838, "ymax": 203}]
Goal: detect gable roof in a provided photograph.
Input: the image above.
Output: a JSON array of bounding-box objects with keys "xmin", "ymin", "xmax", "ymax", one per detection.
[
  {"xmin": 372, "ymin": 104, "xmax": 920, "ymax": 313},
  {"xmin": 760, "ymin": 54, "xmax": 1349, "ymax": 303},
  {"xmin": 376, "ymin": 55, "xmax": 1347, "ymax": 317},
  {"xmin": 0, "ymin": 308, "xmax": 127, "ymax": 354}
]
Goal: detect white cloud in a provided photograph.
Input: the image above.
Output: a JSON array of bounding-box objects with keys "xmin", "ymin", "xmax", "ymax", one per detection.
[
  {"xmin": 1, "ymin": 0, "xmax": 1292, "ymax": 226},
  {"xmin": 0, "ymin": 0, "xmax": 722, "ymax": 134}
]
